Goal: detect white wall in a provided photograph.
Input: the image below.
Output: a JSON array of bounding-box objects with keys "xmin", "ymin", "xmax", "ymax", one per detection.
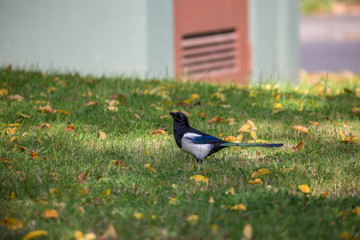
[{"xmin": 0, "ymin": 0, "xmax": 173, "ymax": 78}]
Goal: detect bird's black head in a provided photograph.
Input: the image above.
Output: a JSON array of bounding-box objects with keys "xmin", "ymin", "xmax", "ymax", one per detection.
[{"xmin": 169, "ymin": 112, "xmax": 190, "ymax": 127}]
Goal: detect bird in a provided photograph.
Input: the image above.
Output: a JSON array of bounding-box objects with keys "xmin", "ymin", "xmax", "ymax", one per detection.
[{"xmin": 169, "ymin": 112, "xmax": 283, "ymax": 170}]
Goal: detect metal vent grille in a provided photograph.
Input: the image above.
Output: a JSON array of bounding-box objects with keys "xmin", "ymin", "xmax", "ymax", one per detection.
[{"xmin": 181, "ymin": 29, "xmax": 237, "ymax": 76}]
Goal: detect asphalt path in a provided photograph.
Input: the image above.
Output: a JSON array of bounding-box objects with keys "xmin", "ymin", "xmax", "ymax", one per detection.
[{"xmin": 300, "ymin": 15, "xmax": 360, "ymax": 73}]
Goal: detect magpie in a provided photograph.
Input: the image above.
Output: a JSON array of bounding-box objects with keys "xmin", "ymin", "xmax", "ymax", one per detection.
[{"xmin": 169, "ymin": 112, "xmax": 283, "ymax": 170}]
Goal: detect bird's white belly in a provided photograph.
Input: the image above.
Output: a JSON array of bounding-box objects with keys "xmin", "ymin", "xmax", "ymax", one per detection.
[{"xmin": 181, "ymin": 134, "xmax": 212, "ymax": 160}]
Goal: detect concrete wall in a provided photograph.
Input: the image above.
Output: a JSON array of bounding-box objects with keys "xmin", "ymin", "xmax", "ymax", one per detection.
[
  {"xmin": 0, "ymin": 0, "xmax": 173, "ymax": 78},
  {"xmin": 250, "ymin": 0, "xmax": 300, "ymax": 83}
]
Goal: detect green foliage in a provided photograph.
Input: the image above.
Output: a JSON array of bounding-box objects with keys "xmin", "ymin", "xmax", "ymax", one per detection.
[{"xmin": 0, "ymin": 68, "xmax": 359, "ymax": 239}]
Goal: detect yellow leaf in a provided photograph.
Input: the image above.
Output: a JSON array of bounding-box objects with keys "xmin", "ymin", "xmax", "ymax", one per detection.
[
  {"xmin": 251, "ymin": 169, "xmax": 271, "ymax": 178},
  {"xmin": 9, "ymin": 136, "xmax": 21, "ymax": 143},
  {"xmin": 84, "ymin": 101, "xmax": 98, "ymax": 106},
  {"xmin": 145, "ymin": 163, "xmax": 157, "ymax": 173},
  {"xmin": 133, "ymin": 212, "xmax": 143, "ymax": 220},
  {"xmin": 102, "ymin": 188, "xmax": 111, "ymax": 196},
  {"xmin": 210, "ymin": 224, "xmax": 218, "ymax": 234},
  {"xmin": 248, "ymin": 178, "xmax": 263, "ymax": 185},
  {"xmin": 237, "ymin": 134, "xmax": 243, "ymax": 142},
  {"xmin": 273, "ymin": 103, "xmax": 284, "ymax": 109},
  {"xmin": 0, "ymin": 88, "xmax": 8, "ymax": 96},
  {"xmin": 231, "ymin": 204, "xmax": 247, "ymax": 211},
  {"xmin": 238, "ymin": 120, "xmax": 257, "ymax": 133},
  {"xmin": 172, "ymin": 184, "xmax": 178, "ymax": 189},
  {"xmin": 22, "ymin": 230, "xmax": 48, "ymax": 240},
  {"xmin": 5, "ymin": 128, "xmax": 16, "ymax": 135},
  {"xmin": 242, "ymin": 224, "xmax": 253, "ymax": 240},
  {"xmin": 351, "ymin": 107, "xmax": 360, "ymax": 114},
  {"xmin": 44, "ymin": 209, "xmax": 59, "ymax": 218},
  {"xmin": 169, "ymin": 197, "xmax": 177, "ymax": 205},
  {"xmin": 151, "ymin": 214, "xmax": 157, "ymax": 220},
  {"xmin": 209, "ymin": 195, "xmax": 215, "ymax": 204},
  {"xmin": 292, "ymin": 139, "xmax": 304, "ymax": 151},
  {"xmin": 30, "ymin": 150, "xmax": 39, "ymax": 159},
  {"xmin": 339, "ymin": 231, "xmax": 350, "ymax": 240},
  {"xmin": 98, "ymin": 131, "xmax": 106, "ymax": 140},
  {"xmin": 183, "ymin": 93, "xmax": 200, "ymax": 104},
  {"xmin": 186, "ymin": 214, "xmax": 199, "ymax": 225},
  {"xmin": 47, "ymin": 87, "xmax": 57, "ymax": 93},
  {"xmin": 225, "ymin": 187, "xmax": 235, "ymax": 195},
  {"xmin": 293, "ymin": 125, "xmax": 309, "ymax": 134},
  {"xmin": 352, "ymin": 206, "xmax": 360, "ymax": 215},
  {"xmin": 298, "ymin": 184, "xmax": 311, "ymax": 193},
  {"xmin": 10, "ymin": 191, "xmax": 16, "ymax": 200},
  {"xmin": 0, "ymin": 217, "xmax": 23, "ymax": 230},
  {"xmin": 100, "ymin": 223, "xmax": 117, "ymax": 240},
  {"xmin": 250, "ymin": 131, "xmax": 257, "ymax": 140},
  {"xmin": 211, "ymin": 92, "xmax": 226, "ymax": 101},
  {"xmin": 319, "ymin": 191, "xmax": 328, "ymax": 197},
  {"xmin": 197, "ymin": 112, "xmax": 207, "ymax": 118},
  {"xmin": 189, "ymin": 175, "xmax": 209, "ymax": 185},
  {"xmin": 208, "ymin": 116, "xmax": 224, "ymax": 123},
  {"xmin": 56, "ymin": 109, "xmax": 70, "ymax": 115},
  {"xmin": 274, "ymin": 94, "xmax": 281, "ymax": 100},
  {"xmin": 8, "ymin": 94, "xmax": 24, "ymax": 101},
  {"xmin": 222, "ymin": 136, "xmax": 237, "ymax": 142}
]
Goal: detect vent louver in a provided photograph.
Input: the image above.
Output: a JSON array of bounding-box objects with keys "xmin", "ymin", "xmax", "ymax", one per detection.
[{"xmin": 181, "ymin": 29, "xmax": 237, "ymax": 76}]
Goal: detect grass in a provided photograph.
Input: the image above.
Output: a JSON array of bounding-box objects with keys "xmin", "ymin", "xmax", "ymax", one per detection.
[
  {"xmin": 301, "ymin": 0, "xmax": 360, "ymax": 15},
  {"xmin": 1, "ymin": 68, "xmax": 360, "ymax": 239}
]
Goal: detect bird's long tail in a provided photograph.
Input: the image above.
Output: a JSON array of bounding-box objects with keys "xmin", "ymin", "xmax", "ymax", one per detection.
[{"xmin": 220, "ymin": 142, "xmax": 283, "ymax": 148}]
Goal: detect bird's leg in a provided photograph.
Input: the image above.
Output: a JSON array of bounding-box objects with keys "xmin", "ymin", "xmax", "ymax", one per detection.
[{"xmin": 197, "ymin": 159, "xmax": 202, "ymax": 172}]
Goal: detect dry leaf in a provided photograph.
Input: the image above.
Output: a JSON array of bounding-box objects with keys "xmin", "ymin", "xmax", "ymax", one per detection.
[
  {"xmin": 134, "ymin": 113, "xmax": 141, "ymax": 119},
  {"xmin": 298, "ymin": 184, "xmax": 311, "ymax": 193},
  {"xmin": 248, "ymin": 178, "xmax": 263, "ymax": 185},
  {"xmin": 186, "ymin": 215, "xmax": 199, "ymax": 225},
  {"xmin": 309, "ymin": 121, "xmax": 319, "ymax": 126},
  {"xmin": 242, "ymin": 224, "xmax": 253, "ymax": 240},
  {"xmin": 102, "ymin": 188, "xmax": 111, "ymax": 196},
  {"xmin": 99, "ymin": 223, "xmax": 117, "ymax": 240},
  {"xmin": 78, "ymin": 172, "xmax": 87, "ymax": 184},
  {"xmin": 67, "ymin": 124, "xmax": 75, "ymax": 131},
  {"xmin": 273, "ymin": 103, "xmax": 284, "ymax": 109},
  {"xmin": 145, "ymin": 163, "xmax": 157, "ymax": 173},
  {"xmin": 112, "ymin": 160, "xmax": 128, "ymax": 168},
  {"xmin": 251, "ymin": 169, "xmax": 271, "ymax": 178},
  {"xmin": 5, "ymin": 128, "xmax": 16, "ymax": 135},
  {"xmin": 238, "ymin": 120, "xmax": 257, "ymax": 132},
  {"xmin": 41, "ymin": 123, "xmax": 50, "ymax": 128},
  {"xmin": 250, "ymin": 131, "xmax": 257, "ymax": 140},
  {"xmin": 183, "ymin": 93, "xmax": 200, "ymax": 104},
  {"xmin": 293, "ymin": 139, "xmax": 304, "ymax": 151},
  {"xmin": 30, "ymin": 150, "xmax": 39, "ymax": 159},
  {"xmin": 8, "ymin": 94, "xmax": 24, "ymax": 101},
  {"xmin": 208, "ymin": 116, "xmax": 224, "ymax": 123},
  {"xmin": 84, "ymin": 101, "xmax": 98, "ymax": 106},
  {"xmin": 44, "ymin": 209, "xmax": 59, "ymax": 218},
  {"xmin": 98, "ymin": 131, "xmax": 106, "ymax": 140},
  {"xmin": 19, "ymin": 112, "xmax": 31, "ymax": 118},
  {"xmin": 133, "ymin": 212, "xmax": 143, "ymax": 220},
  {"xmin": 190, "ymin": 175, "xmax": 209, "ymax": 185},
  {"xmin": 197, "ymin": 112, "xmax": 207, "ymax": 118},
  {"xmin": 293, "ymin": 125, "xmax": 309, "ymax": 134},
  {"xmin": 169, "ymin": 197, "xmax": 177, "ymax": 205},
  {"xmin": 0, "ymin": 88, "xmax": 8, "ymax": 96},
  {"xmin": 56, "ymin": 109, "xmax": 70, "ymax": 115},
  {"xmin": 222, "ymin": 136, "xmax": 237, "ymax": 142},
  {"xmin": 152, "ymin": 129, "xmax": 166, "ymax": 135},
  {"xmin": 39, "ymin": 105, "xmax": 56, "ymax": 113},
  {"xmin": 211, "ymin": 92, "xmax": 226, "ymax": 101},
  {"xmin": 351, "ymin": 107, "xmax": 360, "ymax": 114},
  {"xmin": 231, "ymin": 204, "xmax": 247, "ymax": 211},
  {"xmin": 225, "ymin": 187, "xmax": 235, "ymax": 195},
  {"xmin": 209, "ymin": 195, "xmax": 215, "ymax": 203},
  {"xmin": 0, "ymin": 217, "xmax": 23, "ymax": 230},
  {"xmin": 22, "ymin": 230, "xmax": 48, "ymax": 240}
]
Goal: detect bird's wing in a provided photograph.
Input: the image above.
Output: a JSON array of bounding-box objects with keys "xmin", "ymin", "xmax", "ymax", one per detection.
[{"xmin": 184, "ymin": 133, "xmax": 223, "ymax": 144}]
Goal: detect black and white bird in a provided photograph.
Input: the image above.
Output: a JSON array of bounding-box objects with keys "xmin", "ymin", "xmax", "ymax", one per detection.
[{"xmin": 169, "ymin": 112, "xmax": 283, "ymax": 170}]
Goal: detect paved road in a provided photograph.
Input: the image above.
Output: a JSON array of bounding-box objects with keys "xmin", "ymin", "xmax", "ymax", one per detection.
[{"xmin": 300, "ymin": 15, "xmax": 360, "ymax": 73}]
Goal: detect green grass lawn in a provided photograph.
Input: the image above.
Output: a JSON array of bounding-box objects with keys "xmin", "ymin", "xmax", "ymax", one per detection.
[{"xmin": 1, "ymin": 68, "xmax": 360, "ymax": 240}]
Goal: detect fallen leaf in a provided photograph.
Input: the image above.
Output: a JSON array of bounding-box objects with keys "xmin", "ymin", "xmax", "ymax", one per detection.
[
  {"xmin": 248, "ymin": 178, "xmax": 263, "ymax": 185},
  {"xmin": 242, "ymin": 224, "xmax": 253, "ymax": 240},
  {"xmin": 102, "ymin": 188, "xmax": 111, "ymax": 196},
  {"xmin": 41, "ymin": 123, "xmax": 50, "ymax": 128},
  {"xmin": 186, "ymin": 214, "xmax": 199, "ymax": 225},
  {"xmin": 293, "ymin": 139, "xmax": 304, "ymax": 151},
  {"xmin": 18, "ymin": 112, "xmax": 31, "ymax": 118},
  {"xmin": 210, "ymin": 224, "xmax": 218, "ymax": 234},
  {"xmin": 319, "ymin": 191, "xmax": 328, "ymax": 197},
  {"xmin": 77, "ymin": 172, "xmax": 87, "ymax": 184},
  {"xmin": 309, "ymin": 121, "xmax": 319, "ymax": 126},
  {"xmin": 30, "ymin": 150, "xmax": 39, "ymax": 159},
  {"xmin": 251, "ymin": 169, "xmax": 271, "ymax": 178},
  {"xmin": 351, "ymin": 107, "xmax": 360, "ymax": 114},
  {"xmin": 8, "ymin": 94, "xmax": 24, "ymax": 101},
  {"xmin": 5, "ymin": 128, "xmax": 16, "ymax": 135},
  {"xmin": 169, "ymin": 197, "xmax": 177, "ymax": 205},
  {"xmin": 47, "ymin": 87, "xmax": 57, "ymax": 93},
  {"xmin": 133, "ymin": 212, "xmax": 143, "ymax": 220},
  {"xmin": 22, "ymin": 230, "xmax": 48, "ymax": 240},
  {"xmin": 250, "ymin": 131, "xmax": 257, "ymax": 140},
  {"xmin": 67, "ymin": 124, "xmax": 75, "ymax": 131},
  {"xmin": 293, "ymin": 125, "xmax": 309, "ymax": 134},
  {"xmin": 98, "ymin": 131, "xmax": 106, "ymax": 140},
  {"xmin": 99, "ymin": 223, "xmax": 117, "ymax": 240},
  {"xmin": 208, "ymin": 116, "xmax": 224, "ymax": 123},
  {"xmin": 352, "ymin": 206, "xmax": 360, "ymax": 216},
  {"xmin": 197, "ymin": 112, "xmax": 207, "ymax": 118},
  {"xmin": 183, "ymin": 93, "xmax": 200, "ymax": 104},
  {"xmin": 190, "ymin": 175, "xmax": 209, "ymax": 185},
  {"xmin": 225, "ymin": 187, "xmax": 235, "ymax": 195},
  {"xmin": 273, "ymin": 103, "xmax": 284, "ymax": 109},
  {"xmin": 339, "ymin": 231, "xmax": 350, "ymax": 240},
  {"xmin": 0, "ymin": 88, "xmax": 8, "ymax": 96},
  {"xmin": 222, "ymin": 136, "xmax": 237, "ymax": 142},
  {"xmin": 231, "ymin": 204, "xmax": 247, "ymax": 211},
  {"xmin": 9, "ymin": 136, "xmax": 21, "ymax": 143},
  {"xmin": 39, "ymin": 105, "xmax": 56, "ymax": 113},
  {"xmin": 238, "ymin": 120, "xmax": 257, "ymax": 132},
  {"xmin": 152, "ymin": 129, "xmax": 166, "ymax": 135},
  {"xmin": 84, "ymin": 101, "xmax": 98, "ymax": 106},
  {"xmin": 112, "ymin": 160, "xmax": 128, "ymax": 168},
  {"xmin": 298, "ymin": 184, "xmax": 311, "ymax": 194},
  {"xmin": 77, "ymin": 206, "xmax": 85, "ymax": 214},
  {"xmin": 145, "ymin": 163, "xmax": 157, "ymax": 173},
  {"xmin": 134, "ymin": 113, "xmax": 141, "ymax": 119},
  {"xmin": 211, "ymin": 92, "xmax": 226, "ymax": 101},
  {"xmin": 56, "ymin": 109, "xmax": 70, "ymax": 115},
  {"xmin": 209, "ymin": 195, "xmax": 215, "ymax": 203},
  {"xmin": 44, "ymin": 209, "xmax": 59, "ymax": 218},
  {"xmin": 0, "ymin": 217, "xmax": 23, "ymax": 230}
]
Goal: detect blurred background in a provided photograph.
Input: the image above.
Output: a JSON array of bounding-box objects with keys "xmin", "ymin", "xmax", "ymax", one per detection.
[
  {"xmin": 0, "ymin": 0, "xmax": 359, "ymax": 83},
  {"xmin": 300, "ymin": 0, "xmax": 360, "ymax": 73}
]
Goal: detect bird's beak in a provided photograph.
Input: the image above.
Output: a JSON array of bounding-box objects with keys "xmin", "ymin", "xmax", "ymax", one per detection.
[{"xmin": 169, "ymin": 112, "xmax": 176, "ymax": 117}]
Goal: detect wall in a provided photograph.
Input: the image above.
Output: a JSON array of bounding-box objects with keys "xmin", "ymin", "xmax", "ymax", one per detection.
[{"xmin": 0, "ymin": 0, "xmax": 173, "ymax": 78}]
